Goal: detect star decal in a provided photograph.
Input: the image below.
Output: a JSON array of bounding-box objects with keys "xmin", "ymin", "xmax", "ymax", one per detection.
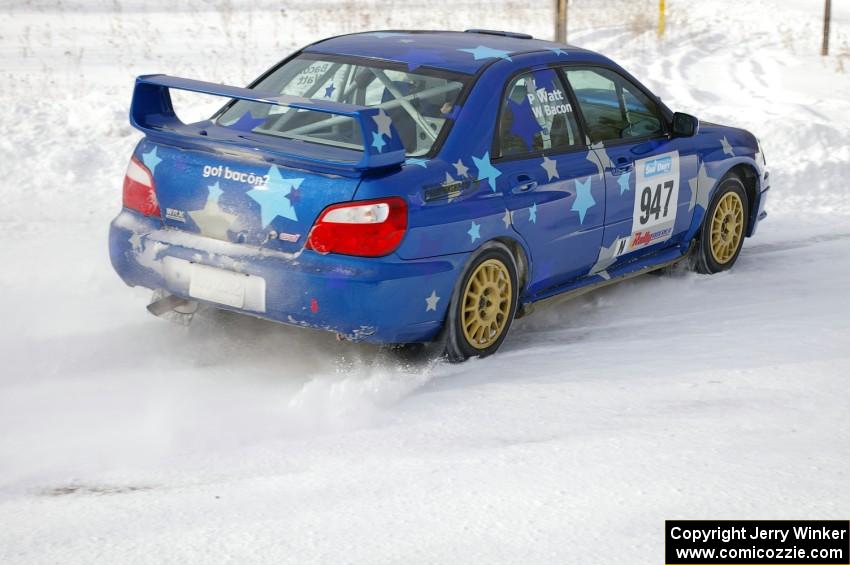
[
  {"xmin": 227, "ymin": 111, "xmax": 266, "ymax": 132},
  {"xmin": 405, "ymin": 158, "xmax": 429, "ymax": 168},
  {"xmin": 541, "ymin": 155, "xmax": 559, "ymax": 181},
  {"xmin": 587, "ymin": 142, "xmax": 612, "ymax": 179},
  {"xmin": 508, "ymin": 98, "xmax": 543, "ymax": 149},
  {"xmin": 457, "ymin": 45, "xmax": 512, "ymax": 61},
  {"xmin": 617, "ymin": 170, "xmax": 632, "ymax": 195},
  {"xmin": 720, "ymin": 136, "xmax": 735, "ymax": 157},
  {"xmin": 324, "ymin": 83, "xmax": 336, "ymax": 98},
  {"xmin": 467, "ymin": 221, "xmax": 481, "ymax": 243},
  {"xmin": 453, "ymin": 158, "xmax": 469, "ymax": 177},
  {"xmin": 688, "ymin": 163, "xmax": 716, "ymax": 212},
  {"xmin": 425, "ymin": 290, "xmax": 440, "ymax": 312},
  {"xmin": 207, "ymin": 181, "xmax": 223, "ymax": 202},
  {"xmin": 589, "ymin": 238, "xmax": 626, "ymax": 279},
  {"xmin": 547, "ymin": 47, "xmax": 568, "ymax": 56},
  {"xmin": 189, "ymin": 194, "xmax": 238, "ymax": 240},
  {"xmin": 442, "ymin": 172, "xmax": 461, "ymax": 202},
  {"xmin": 372, "ymin": 109, "xmax": 393, "ymax": 138},
  {"xmin": 142, "ymin": 147, "xmax": 162, "ymax": 173},
  {"xmin": 371, "ymin": 131, "xmax": 387, "ymax": 153},
  {"xmin": 472, "ymin": 151, "xmax": 502, "ymax": 192},
  {"xmin": 571, "ymin": 177, "xmax": 596, "ymax": 224},
  {"xmin": 529, "ymin": 202, "xmax": 537, "ymax": 224},
  {"xmin": 502, "ymin": 209, "xmax": 512, "ymax": 229},
  {"xmin": 129, "ymin": 232, "xmax": 143, "ymax": 252},
  {"xmin": 247, "ymin": 166, "xmax": 302, "ymax": 226},
  {"xmin": 285, "ymin": 184, "xmax": 302, "ymax": 207}
]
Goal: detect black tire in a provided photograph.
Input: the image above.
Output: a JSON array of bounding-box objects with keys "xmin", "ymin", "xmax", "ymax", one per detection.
[
  {"xmin": 442, "ymin": 243, "xmax": 519, "ymax": 363},
  {"xmin": 694, "ymin": 175, "xmax": 749, "ymax": 274}
]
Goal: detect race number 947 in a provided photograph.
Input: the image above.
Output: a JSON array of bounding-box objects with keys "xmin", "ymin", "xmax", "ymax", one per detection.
[{"xmin": 639, "ymin": 180, "xmax": 675, "ymax": 225}]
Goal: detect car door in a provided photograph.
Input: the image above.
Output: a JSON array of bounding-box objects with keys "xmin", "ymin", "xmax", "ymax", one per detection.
[
  {"xmin": 494, "ymin": 67, "xmax": 605, "ymax": 296},
  {"xmin": 561, "ymin": 66, "xmax": 698, "ymax": 272}
]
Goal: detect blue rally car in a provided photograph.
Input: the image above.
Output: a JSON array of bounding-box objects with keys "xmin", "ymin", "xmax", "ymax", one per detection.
[{"xmin": 109, "ymin": 29, "xmax": 769, "ymax": 361}]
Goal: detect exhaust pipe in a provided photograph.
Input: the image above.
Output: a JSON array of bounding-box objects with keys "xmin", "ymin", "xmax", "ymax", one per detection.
[{"xmin": 147, "ymin": 290, "xmax": 198, "ymax": 325}]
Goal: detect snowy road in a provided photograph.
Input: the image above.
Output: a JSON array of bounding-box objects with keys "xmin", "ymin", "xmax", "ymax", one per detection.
[{"xmin": 1, "ymin": 1, "xmax": 849, "ymax": 563}]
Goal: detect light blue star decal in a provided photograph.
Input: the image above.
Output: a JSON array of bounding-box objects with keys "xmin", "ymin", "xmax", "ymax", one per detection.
[
  {"xmin": 404, "ymin": 158, "xmax": 429, "ymax": 168},
  {"xmin": 207, "ymin": 181, "xmax": 223, "ymax": 203},
  {"xmin": 547, "ymin": 47, "xmax": 568, "ymax": 56},
  {"xmin": 472, "ymin": 151, "xmax": 502, "ymax": 192},
  {"xmin": 529, "ymin": 202, "xmax": 537, "ymax": 223},
  {"xmin": 247, "ymin": 166, "xmax": 302, "ymax": 225},
  {"xmin": 467, "ymin": 221, "xmax": 481, "ymax": 243},
  {"xmin": 142, "ymin": 147, "xmax": 162, "ymax": 173},
  {"xmin": 617, "ymin": 170, "xmax": 631, "ymax": 195},
  {"xmin": 458, "ymin": 45, "xmax": 512, "ymax": 61},
  {"xmin": 371, "ymin": 131, "xmax": 387, "ymax": 153},
  {"xmin": 571, "ymin": 177, "xmax": 596, "ymax": 224}
]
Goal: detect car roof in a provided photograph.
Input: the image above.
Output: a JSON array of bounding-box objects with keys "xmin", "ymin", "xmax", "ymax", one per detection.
[{"xmin": 303, "ymin": 30, "xmax": 594, "ymax": 75}]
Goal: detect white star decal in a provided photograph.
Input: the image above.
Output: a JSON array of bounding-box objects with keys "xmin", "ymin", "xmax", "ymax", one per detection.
[
  {"xmin": 425, "ymin": 290, "xmax": 440, "ymax": 312},
  {"xmin": 190, "ymin": 199, "xmax": 238, "ymax": 240},
  {"xmin": 443, "ymin": 172, "xmax": 461, "ymax": 202},
  {"xmin": 688, "ymin": 163, "xmax": 717, "ymax": 212},
  {"xmin": 540, "ymin": 155, "xmax": 559, "ymax": 181},
  {"xmin": 453, "ymin": 158, "xmax": 469, "ymax": 177},
  {"xmin": 589, "ymin": 238, "xmax": 625, "ymax": 278},
  {"xmin": 720, "ymin": 136, "xmax": 735, "ymax": 157},
  {"xmin": 372, "ymin": 109, "xmax": 393, "ymax": 138},
  {"xmin": 502, "ymin": 209, "xmax": 512, "ymax": 229},
  {"xmin": 129, "ymin": 232, "xmax": 143, "ymax": 252}
]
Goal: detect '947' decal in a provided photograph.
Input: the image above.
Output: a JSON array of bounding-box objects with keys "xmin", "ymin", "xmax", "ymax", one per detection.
[
  {"xmin": 639, "ymin": 180, "xmax": 675, "ymax": 225},
  {"xmin": 620, "ymin": 151, "xmax": 680, "ymax": 256}
]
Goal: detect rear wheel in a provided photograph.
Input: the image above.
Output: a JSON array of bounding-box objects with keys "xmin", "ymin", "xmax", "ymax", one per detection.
[
  {"xmin": 444, "ymin": 244, "xmax": 518, "ymax": 362},
  {"xmin": 694, "ymin": 176, "xmax": 749, "ymax": 274}
]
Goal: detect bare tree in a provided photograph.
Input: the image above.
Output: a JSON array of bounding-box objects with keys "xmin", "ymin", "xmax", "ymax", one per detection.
[
  {"xmin": 555, "ymin": 0, "xmax": 567, "ymax": 43},
  {"xmin": 822, "ymin": 0, "xmax": 831, "ymax": 56}
]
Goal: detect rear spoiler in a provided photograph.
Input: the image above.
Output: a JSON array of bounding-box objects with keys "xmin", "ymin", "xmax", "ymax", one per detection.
[{"xmin": 129, "ymin": 74, "xmax": 405, "ymax": 171}]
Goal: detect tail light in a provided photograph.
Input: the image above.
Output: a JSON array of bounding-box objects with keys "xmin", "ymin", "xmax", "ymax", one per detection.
[
  {"xmin": 122, "ymin": 156, "xmax": 160, "ymax": 217},
  {"xmin": 306, "ymin": 197, "xmax": 408, "ymax": 257}
]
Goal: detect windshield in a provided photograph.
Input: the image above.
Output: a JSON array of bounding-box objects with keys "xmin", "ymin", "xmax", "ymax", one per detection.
[{"xmin": 217, "ymin": 55, "xmax": 468, "ymax": 157}]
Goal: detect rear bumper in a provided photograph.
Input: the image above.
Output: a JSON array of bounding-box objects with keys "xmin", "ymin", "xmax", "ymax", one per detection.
[{"xmin": 109, "ymin": 209, "xmax": 465, "ymax": 343}]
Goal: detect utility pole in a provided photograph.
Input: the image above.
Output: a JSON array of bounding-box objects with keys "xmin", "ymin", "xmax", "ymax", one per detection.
[
  {"xmin": 555, "ymin": 0, "xmax": 567, "ymax": 43},
  {"xmin": 822, "ymin": 0, "xmax": 831, "ymax": 56}
]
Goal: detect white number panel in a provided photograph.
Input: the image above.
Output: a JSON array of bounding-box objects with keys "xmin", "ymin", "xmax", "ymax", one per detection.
[{"xmin": 620, "ymin": 150, "xmax": 681, "ymax": 256}]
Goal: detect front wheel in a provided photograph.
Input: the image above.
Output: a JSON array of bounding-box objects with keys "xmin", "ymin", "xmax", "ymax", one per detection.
[
  {"xmin": 694, "ymin": 176, "xmax": 749, "ymax": 274},
  {"xmin": 443, "ymin": 244, "xmax": 519, "ymax": 363}
]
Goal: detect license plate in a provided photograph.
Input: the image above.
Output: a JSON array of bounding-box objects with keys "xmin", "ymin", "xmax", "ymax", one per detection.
[{"xmin": 189, "ymin": 263, "xmax": 250, "ymax": 308}]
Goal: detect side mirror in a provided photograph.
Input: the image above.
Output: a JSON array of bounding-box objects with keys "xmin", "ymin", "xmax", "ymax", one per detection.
[{"xmin": 672, "ymin": 112, "xmax": 699, "ymax": 137}]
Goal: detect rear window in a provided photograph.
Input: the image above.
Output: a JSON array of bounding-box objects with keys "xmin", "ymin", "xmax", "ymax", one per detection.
[{"xmin": 217, "ymin": 55, "xmax": 468, "ymax": 157}]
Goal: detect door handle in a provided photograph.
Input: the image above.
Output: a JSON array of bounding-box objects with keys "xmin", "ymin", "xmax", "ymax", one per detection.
[
  {"xmin": 513, "ymin": 180, "xmax": 538, "ymax": 193},
  {"xmin": 613, "ymin": 158, "xmax": 633, "ymax": 175},
  {"xmin": 512, "ymin": 174, "xmax": 538, "ymax": 193}
]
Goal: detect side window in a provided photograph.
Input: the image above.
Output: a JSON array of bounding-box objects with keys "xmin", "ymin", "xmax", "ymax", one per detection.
[
  {"xmin": 563, "ymin": 67, "xmax": 664, "ymax": 143},
  {"xmin": 497, "ymin": 68, "xmax": 581, "ymax": 157}
]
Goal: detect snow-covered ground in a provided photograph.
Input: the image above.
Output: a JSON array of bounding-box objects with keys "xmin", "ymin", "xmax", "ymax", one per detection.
[{"xmin": 1, "ymin": 1, "xmax": 850, "ymax": 563}]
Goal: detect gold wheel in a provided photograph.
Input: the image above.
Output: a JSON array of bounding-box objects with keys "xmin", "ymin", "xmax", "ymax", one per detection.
[
  {"xmin": 709, "ymin": 191, "xmax": 744, "ymax": 265},
  {"xmin": 460, "ymin": 258, "xmax": 513, "ymax": 350}
]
